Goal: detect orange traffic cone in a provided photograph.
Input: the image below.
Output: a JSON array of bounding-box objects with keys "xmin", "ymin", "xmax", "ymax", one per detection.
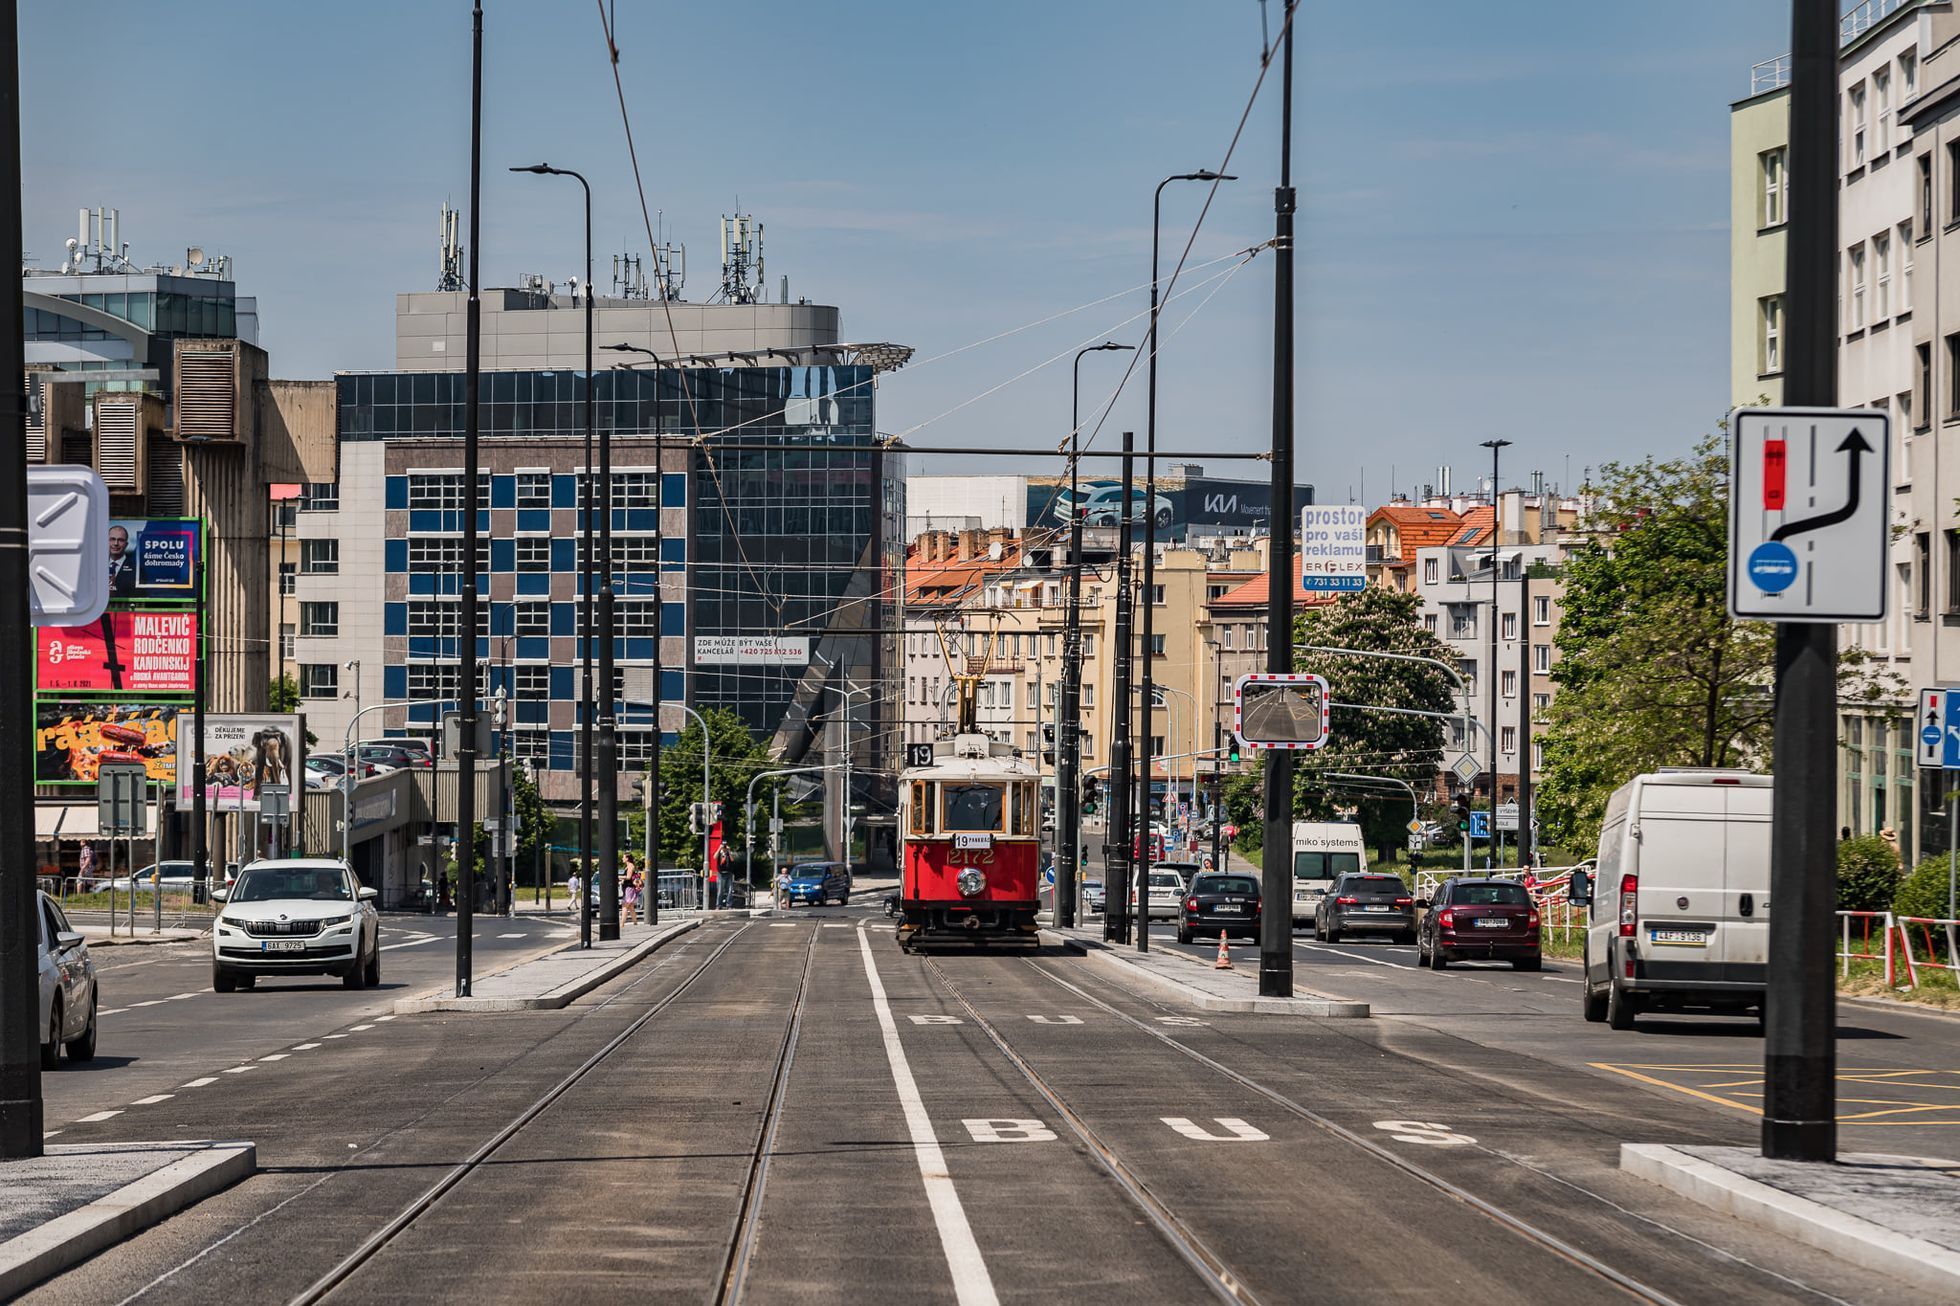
[{"xmin": 1214, "ymin": 930, "xmax": 1233, "ymax": 970}]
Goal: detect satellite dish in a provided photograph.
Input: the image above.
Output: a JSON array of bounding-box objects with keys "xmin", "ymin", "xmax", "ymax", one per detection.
[
  {"xmin": 987, "ymin": 542, "xmax": 1003, "ymax": 561},
  {"xmin": 64, "ymin": 237, "xmax": 78, "ymax": 252},
  {"xmin": 186, "ymin": 247, "xmax": 206, "ymax": 267}
]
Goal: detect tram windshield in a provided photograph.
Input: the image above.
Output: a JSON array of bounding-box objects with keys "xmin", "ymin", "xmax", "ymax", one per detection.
[{"xmin": 941, "ymin": 783, "xmax": 1005, "ymax": 832}]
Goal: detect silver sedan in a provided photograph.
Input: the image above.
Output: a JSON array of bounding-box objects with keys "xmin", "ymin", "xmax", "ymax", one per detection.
[{"xmin": 37, "ymin": 891, "xmax": 98, "ymax": 1067}]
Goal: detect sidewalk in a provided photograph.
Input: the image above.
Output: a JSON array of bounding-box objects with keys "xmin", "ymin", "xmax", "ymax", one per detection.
[
  {"xmin": 1623, "ymin": 1145, "xmax": 1960, "ymax": 1293},
  {"xmin": 0, "ymin": 1141, "xmax": 254, "ymax": 1299},
  {"xmin": 78, "ymin": 925, "xmax": 204, "ymax": 947},
  {"xmin": 1042, "ymin": 926, "xmax": 1369, "ymax": 1018},
  {"xmin": 394, "ymin": 917, "xmax": 702, "ymax": 1013}
]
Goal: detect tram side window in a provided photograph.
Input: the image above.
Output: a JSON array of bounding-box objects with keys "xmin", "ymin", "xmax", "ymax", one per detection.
[
  {"xmin": 909, "ymin": 782, "xmax": 927, "ymax": 836},
  {"xmin": 942, "ymin": 783, "xmax": 1004, "ymax": 832}
]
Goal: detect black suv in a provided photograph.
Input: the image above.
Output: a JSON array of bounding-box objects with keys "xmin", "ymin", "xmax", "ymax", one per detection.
[
  {"xmin": 1175, "ymin": 872, "xmax": 1262, "ymax": 944},
  {"xmin": 1314, "ymin": 872, "xmax": 1415, "ymax": 944}
]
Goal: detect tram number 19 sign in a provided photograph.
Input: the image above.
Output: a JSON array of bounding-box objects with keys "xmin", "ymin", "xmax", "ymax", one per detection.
[{"xmin": 1233, "ymin": 673, "xmax": 1331, "ymax": 752}]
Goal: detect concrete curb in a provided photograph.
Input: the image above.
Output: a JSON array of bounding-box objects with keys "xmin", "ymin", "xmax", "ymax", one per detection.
[
  {"xmin": 0, "ymin": 1141, "xmax": 254, "ymax": 1300},
  {"xmin": 1621, "ymin": 1144, "xmax": 1960, "ymax": 1294},
  {"xmin": 78, "ymin": 928, "xmax": 205, "ymax": 947},
  {"xmin": 393, "ymin": 919, "xmax": 700, "ymax": 1013},
  {"xmin": 1839, "ymin": 992, "xmax": 1960, "ymax": 1024},
  {"xmin": 1040, "ymin": 930, "xmax": 1369, "ymax": 1017}
]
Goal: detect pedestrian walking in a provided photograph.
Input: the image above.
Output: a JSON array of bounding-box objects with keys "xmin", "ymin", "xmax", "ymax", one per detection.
[
  {"xmin": 567, "ymin": 867, "xmax": 582, "ymax": 913},
  {"xmin": 77, "ymin": 842, "xmax": 96, "ymax": 892},
  {"xmin": 623, "ymin": 869, "xmax": 642, "ymax": 925}
]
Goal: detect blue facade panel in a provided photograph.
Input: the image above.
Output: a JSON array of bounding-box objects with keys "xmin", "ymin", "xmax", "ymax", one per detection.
[{"xmin": 385, "ymin": 603, "xmax": 407, "ymax": 637}]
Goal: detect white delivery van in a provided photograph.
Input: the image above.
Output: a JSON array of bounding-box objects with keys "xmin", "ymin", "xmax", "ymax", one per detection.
[
  {"xmin": 1290, "ymin": 821, "xmax": 1367, "ymax": 928},
  {"xmin": 1574, "ymin": 770, "xmax": 1770, "ymax": 1030}
]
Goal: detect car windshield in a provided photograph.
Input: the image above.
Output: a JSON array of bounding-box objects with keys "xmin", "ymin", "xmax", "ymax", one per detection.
[
  {"xmin": 1150, "ymin": 874, "xmax": 1182, "ymax": 888},
  {"xmin": 789, "ymin": 865, "xmax": 830, "ymax": 880},
  {"xmin": 1455, "ymin": 883, "xmax": 1529, "ymax": 905},
  {"xmin": 941, "ymin": 783, "xmax": 1004, "ymax": 831},
  {"xmin": 1294, "ymin": 851, "xmax": 1363, "ymax": 878},
  {"xmin": 1350, "ymin": 877, "xmax": 1409, "ymax": 895},
  {"xmin": 1197, "ymin": 876, "xmax": 1258, "ymax": 896},
  {"xmin": 232, "ymin": 868, "xmax": 351, "ymax": 902}
]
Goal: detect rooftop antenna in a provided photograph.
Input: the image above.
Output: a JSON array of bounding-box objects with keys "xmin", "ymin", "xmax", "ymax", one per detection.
[
  {"xmin": 716, "ymin": 213, "xmax": 763, "ymax": 304},
  {"xmin": 437, "ymin": 202, "xmax": 465, "ymax": 291}
]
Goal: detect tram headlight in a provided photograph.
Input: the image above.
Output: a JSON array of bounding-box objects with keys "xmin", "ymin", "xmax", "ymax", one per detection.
[{"xmin": 956, "ymin": 868, "xmax": 986, "ymax": 898}]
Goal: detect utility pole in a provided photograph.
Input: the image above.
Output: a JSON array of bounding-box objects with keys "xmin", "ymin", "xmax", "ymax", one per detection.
[
  {"xmin": 1518, "ymin": 565, "xmax": 1534, "ymax": 868},
  {"xmin": 454, "ymin": 0, "xmax": 482, "ymax": 998},
  {"xmin": 0, "ymin": 0, "xmax": 40, "ymax": 1158},
  {"xmin": 1481, "ymin": 437, "xmax": 1510, "ymax": 870},
  {"xmin": 1764, "ymin": 0, "xmax": 1839, "ymax": 1163},
  {"xmin": 1258, "ymin": 1, "xmax": 1299, "ymax": 999},
  {"xmin": 1107, "ymin": 432, "xmax": 1137, "ymax": 945}
]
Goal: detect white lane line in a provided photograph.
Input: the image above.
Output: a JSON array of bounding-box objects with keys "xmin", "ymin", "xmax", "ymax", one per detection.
[
  {"xmin": 181, "ymin": 1077, "xmax": 218, "ymax": 1088},
  {"xmin": 97, "ymin": 1007, "xmax": 128, "ymax": 1016},
  {"xmin": 42, "ymin": 1130, "xmax": 60, "ymax": 1138},
  {"xmin": 855, "ymin": 926, "xmax": 999, "ymax": 1306},
  {"xmin": 381, "ymin": 937, "xmax": 437, "ymax": 952},
  {"xmin": 374, "ymin": 1014, "xmax": 397, "ymax": 1022},
  {"xmin": 348, "ymin": 1023, "xmax": 375, "ymax": 1031},
  {"xmin": 769, "ymin": 922, "xmax": 797, "ymax": 928},
  {"xmin": 77, "ymin": 1110, "xmax": 122, "ymax": 1122},
  {"xmin": 259, "ymin": 1054, "xmax": 289, "ymax": 1062},
  {"xmin": 221, "ymin": 1065, "xmax": 256, "ymax": 1074},
  {"xmin": 496, "ymin": 933, "xmax": 525, "ymax": 939},
  {"xmin": 1295, "ymin": 942, "xmax": 1407, "ymax": 969},
  {"xmin": 323, "ymin": 1033, "xmax": 347, "ymax": 1039},
  {"xmin": 1542, "ymin": 976, "xmax": 1584, "ymax": 985},
  {"xmin": 129, "ymin": 1000, "xmax": 166, "ymax": 1008},
  {"xmin": 822, "ymin": 923, "xmax": 851, "ymax": 928},
  {"xmin": 167, "ymin": 993, "xmax": 198, "ymax": 1001},
  {"xmin": 132, "ymin": 1094, "xmax": 175, "ymax": 1106},
  {"xmin": 291, "ymin": 1043, "xmax": 322, "ymax": 1051}
]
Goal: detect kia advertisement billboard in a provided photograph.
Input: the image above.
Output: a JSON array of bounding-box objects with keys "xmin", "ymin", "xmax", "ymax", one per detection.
[
  {"xmin": 107, "ymin": 517, "xmax": 200, "ymax": 601},
  {"xmin": 37, "ymin": 612, "xmax": 198, "ymax": 693},
  {"xmin": 34, "ymin": 701, "xmax": 180, "ymax": 785},
  {"xmin": 1025, "ymin": 475, "xmax": 1311, "ymax": 539}
]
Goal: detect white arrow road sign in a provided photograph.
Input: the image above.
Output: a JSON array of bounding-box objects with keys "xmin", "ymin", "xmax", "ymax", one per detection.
[{"xmin": 1729, "ymin": 408, "xmax": 1889, "ymax": 623}]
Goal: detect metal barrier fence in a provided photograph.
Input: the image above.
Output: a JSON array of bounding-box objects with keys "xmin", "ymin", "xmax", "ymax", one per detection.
[
  {"xmin": 1896, "ymin": 915, "xmax": 1960, "ymax": 989},
  {"xmin": 1837, "ymin": 910, "xmax": 1895, "ymax": 984}
]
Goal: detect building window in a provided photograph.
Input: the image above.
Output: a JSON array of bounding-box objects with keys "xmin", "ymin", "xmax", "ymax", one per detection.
[
  {"xmin": 1947, "ymin": 532, "xmax": 1960, "ymax": 614},
  {"xmin": 1500, "ymin": 725, "xmax": 1518, "ymax": 757},
  {"xmin": 1461, "ymin": 661, "xmax": 1476, "ymax": 696},
  {"xmin": 1532, "ymin": 594, "xmax": 1551, "ymax": 625},
  {"xmin": 1424, "ymin": 613, "xmax": 1438, "ymax": 634},
  {"xmin": 1151, "ymin": 585, "xmax": 1165, "ymax": 605},
  {"xmin": 1083, "ymin": 633, "xmax": 1095, "ymax": 657},
  {"xmin": 1423, "ymin": 557, "xmax": 1439, "ymax": 585},
  {"xmin": 1533, "ymin": 644, "xmax": 1551, "ymax": 674},
  {"xmin": 299, "ymin": 482, "xmax": 339, "ymax": 512},
  {"xmin": 1920, "ymin": 154, "xmax": 1934, "ymax": 234},
  {"xmin": 1450, "ymin": 607, "xmax": 1476, "ymax": 640},
  {"xmin": 1903, "ymin": 49, "xmax": 1918, "ymax": 98},
  {"xmin": 299, "ymin": 602, "xmax": 338, "ymax": 638},
  {"xmin": 1760, "ymin": 296, "xmax": 1782, "ymax": 375},
  {"xmin": 1916, "ymin": 531, "xmax": 1932, "ymax": 617},
  {"xmin": 299, "ymin": 539, "xmax": 339, "ymax": 575},
  {"xmin": 1901, "ymin": 221, "xmax": 1915, "ymax": 311},
  {"xmin": 1851, "ymin": 83, "xmax": 1867, "ymax": 168},
  {"xmin": 299, "ymin": 664, "xmax": 338, "ymax": 699},
  {"xmin": 614, "ymin": 536, "xmax": 660, "ymax": 572},
  {"xmin": 1950, "ymin": 142, "xmax": 1960, "ymax": 224},
  {"xmin": 407, "ymin": 663, "xmax": 463, "ymax": 703},
  {"xmin": 1761, "ymin": 147, "xmax": 1786, "ymax": 227},
  {"xmin": 1849, "ymin": 242, "xmax": 1866, "ymax": 330},
  {"xmin": 515, "ymin": 665, "xmax": 550, "ymax": 701},
  {"xmin": 407, "ymin": 537, "xmax": 489, "ymax": 573},
  {"xmin": 515, "ymin": 471, "xmax": 551, "ymax": 509},
  {"xmin": 1532, "ymin": 692, "xmax": 1550, "ymax": 712},
  {"xmin": 407, "ymin": 472, "xmax": 464, "ymax": 510},
  {"xmin": 1874, "ymin": 230, "xmax": 1891, "ymax": 318},
  {"xmin": 274, "ymin": 501, "xmax": 298, "ymax": 530},
  {"xmin": 279, "ymin": 624, "xmax": 294, "ymax": 661},
  {"xmin": 1220, "ymin": 625, "xmax": 1234, "ymax": 650},
  {"xmin": 279, "ymin": 562, "xmax": 296, "ymax": 596},
  {"xmin": 515, "ymin": 538, "xmax": 550, "ymax": 571},
  {"xmin": 1917, "ymin": 342, "xmax": 1933, "ymax": 427},
  {"xmin": 1531, "ymin": 740, "xmax": 1544, "ymax": 771},
  {"xmin": 613, "ymin": 471, "xmax": 660, "ymax": 509},
  {"xmin": 1875, "ymin": 68, "xmax": 1891, "ymax": 154},
  {"xmin": 1083, "ymin": 683, "xmax": 1095, "ymax": 707},
  {"xmin": 1501, "ymin": 669, "xmax": 1518, "ymax": 698},
  {"xmin": 1947, "ymin": 334, "xmax": 1960, "ymax": 415},
  {"xmin": 1501, "ymin": 612, "xmax": 1518, "ymax": 641},
  {"xmin": 617, "ymin": 602, "xmax": 660, "ymax": 636},
  {"xmin": 515, "ymin": 601, "xmax": 550, "ymax": 636}
]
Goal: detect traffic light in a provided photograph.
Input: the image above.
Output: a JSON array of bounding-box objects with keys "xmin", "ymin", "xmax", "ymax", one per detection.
[
  {"xmin": 1081, "ymin": 775, "xmax": 1100, "ymax": 815},
  {"xmin": 1227, "ymin": 736, "xmax": 1241, "ymax": 765},
  {"xmin": 1454, "ymin": 794, "xmax": 1471, "ymax": 833}
]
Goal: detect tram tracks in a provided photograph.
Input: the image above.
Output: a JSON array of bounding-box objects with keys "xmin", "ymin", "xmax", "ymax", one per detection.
[{"xmin": 283, "ymin": 920, "xmax": 819, "ymax": 1306}]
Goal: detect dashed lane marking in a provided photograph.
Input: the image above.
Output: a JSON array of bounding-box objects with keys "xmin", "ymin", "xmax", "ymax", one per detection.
[
  {"xmin": 348, "ymin": 1024, "xmax": 375, "ymax": 1031},
  {"xmin": 167, "ymin": 992, "xmax": 198, "ymax": 1000},
  {"xmin": 181, "ymin": 1077, "xmax": 217, "ymax": 1088},
  {"xmin": 323, "ymin": 1033, "xmax": 347, "ymax": 1039},
  {"xmin": 292, "ymin": 1043, "xmax": 322, "ymax": 1051},
  {"xmin": 260, "ymin": 1054, "xmax": 289, "ymax": 1062},
  {"xmin": 97, "ymin": 1008, "xmax": 128, "ymax": 1016},
  {"xmin": 1027, "ymin": 1015, "xmax": 1083, "ymax": 1025},
  {"xmin": 496, "ymin": 933, "xmax": 525, "ymax": 939},
  {"xmin": 77, "ymin": 1110, "xmax": 122, "ymax": 1122},
  {"xmin": 857, "ymin": 926, "xmax": 1000, "ymax": 1306},
  {"xmin": 374, "ymin": 1014, "xmax": 397, "ymax": 1022},
  {"xmin": 132, "ymin": 1094, "xmax": 174, "ymax": 1106},
  {"xmin": 129, "ymin": 1000, "xmax": 166, "ymax": 1008},
  {"xmin": 221, "ymin": 1065, "xmax": 257, "ymax": 1074}
]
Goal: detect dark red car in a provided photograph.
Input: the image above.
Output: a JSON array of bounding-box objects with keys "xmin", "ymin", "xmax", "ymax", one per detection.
[{"xmin": 1418, "ymin": 878, "xmax": 1541, "ymax": 971}]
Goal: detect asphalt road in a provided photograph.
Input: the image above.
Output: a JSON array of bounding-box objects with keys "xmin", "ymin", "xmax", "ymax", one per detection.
[{"xmin": 19, "ymin": 901, "xmax": 1943, "ymax": 1304}]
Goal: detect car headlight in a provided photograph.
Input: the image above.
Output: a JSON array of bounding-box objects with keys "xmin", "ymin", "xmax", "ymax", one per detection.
[
  {"xmin": 319, "ymin": 915, "xmax": 352, "ymax": 929},
  {"xmin": 956, "ymin": 868, "xmax": 986, "ymax": 898}
]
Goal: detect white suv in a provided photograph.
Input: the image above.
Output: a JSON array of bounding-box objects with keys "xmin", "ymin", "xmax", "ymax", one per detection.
[{"xmin": 212, "ymin": 859, "xmax": 381, "ymax": 992}]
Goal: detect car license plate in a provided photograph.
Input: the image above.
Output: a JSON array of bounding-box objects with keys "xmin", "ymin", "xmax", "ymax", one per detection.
[
  {"xmin": 261, "ymin": 939, "xmax": 305, "ymax": 953},
  {"xmin": 1216, "ymin": 903, "xmax": 1245, "ymax": 913},
  {"xmin": 1363, "ymin": 905, "xmax": 1391, "ymax": 912},
  {"xmin": 1650, "ymin": 928, "xmax": 1710, "ymax": 946},
  {"xmin": 1474, "ymin": 918, "xmax": 1509, "ymax": 929}
]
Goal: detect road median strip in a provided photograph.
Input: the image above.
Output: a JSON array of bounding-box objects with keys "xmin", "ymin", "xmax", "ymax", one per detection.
[
  {"xmin": 392, "ymin": 919, "xmax": 702, "ymax": 1013},
  {"xmin": 1039, "ymin": 928, "xmax": 1368, "ymax": 1017}
]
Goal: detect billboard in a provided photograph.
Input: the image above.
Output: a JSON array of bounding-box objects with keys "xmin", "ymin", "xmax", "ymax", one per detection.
[
  {"xmin": 177, "ymin": 714, "xmax": 304, "ymax": 811},
  {"xmin": 35, "ymin": 701, "xmax": 180, "ymax": 786},
  {"xmin": 107, "ymin": 517, "xmax": 201, "ymax": 602},
  {"xmin": 693, "ymin": 635, "xmax": 811, "ymax": 665},
  {"xmin": 1024, "ymin": 475, "xmax": 1312, "ymax": 540},
  {"xmin": 37, "ymin": 611, "xmax": 198, "ymax": 693},
  {"xmin": 1300, "ymin": 506, "xmax": 1367, "ymax": 592}
]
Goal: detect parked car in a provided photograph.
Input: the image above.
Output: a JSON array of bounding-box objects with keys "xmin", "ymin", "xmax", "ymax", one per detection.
[
  {"xmin": 1130, "ymin": 869, "xmax": 1187, "ymax": 921},
  {"xmin": 36, "ymin": 891, "xmax": 97, "ymax": 1067},
  {"xmin": 105, "ymin": 860, "xmax": 197, "ymax": 893},
  {"xmin": 782, "ymin": 861, "xmax": 851, "ymax": 907},
  {"xmin": 1578, "ymin": 770, "xmax": 1771, "ymax": 1030},
  {"xmin": 1314, "ymin": 872, "xmax": 1416, "ymax": 943},
  {"xmin": 1154, "ymin": 860, "xmax": 1201, "ymax": 891},
  {"xmin": 1419, "ymin": 877, "xmax": 1540, "ymax": 970},
  {"xmin": 1081, "ymin": 879, "xmax": 1106, "ymax": 916},
  {"xmin": 382, "ymin": 738, "xmax": 436, "ymax": 768},
  {"xmin": 1176, "ymin": 872, "xmax": 1262, "ymax": 944},
  {"xmin": 356, "ymin": 744, "xmax": 416, "ymax": 773},
  {"xmin": 211, "ymin": 858, "xmax": 381, "ymax": 992}
]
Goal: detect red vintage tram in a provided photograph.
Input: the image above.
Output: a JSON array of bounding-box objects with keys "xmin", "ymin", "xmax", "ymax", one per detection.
[{"xmin": 895, "ymin": 731, "xmax": 1043, "ymax": 952}]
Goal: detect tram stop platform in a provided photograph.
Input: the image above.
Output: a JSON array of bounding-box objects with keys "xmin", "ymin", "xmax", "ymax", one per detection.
[
  {"xmin": 1623, "ymin": 1144, "xmax": 1960, "ymax": 1294},
  {"xmin": 1041, "ymin": 926, "xmax": 1369, "ymax": 1018},
  {"xmin": 395, "ymin": 918, "xmax": 700, "ymax": 1014},
  {"xmin": 0, "ymin": 1140, "xmax": 254, "ymax": 1299}
]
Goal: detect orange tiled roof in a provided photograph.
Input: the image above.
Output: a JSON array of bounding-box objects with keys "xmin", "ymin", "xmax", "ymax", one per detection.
[
  {"xmin": 1445, "ymin": 505, "xmax": 1494, "ymax": 547},
  {"xmin": 1368, "ymin": 503, "xmax": 1465, "ymax": 563},
  {"xmin": 1208, "ymin": 572, "xmax": 1339, "ymax": 610}
]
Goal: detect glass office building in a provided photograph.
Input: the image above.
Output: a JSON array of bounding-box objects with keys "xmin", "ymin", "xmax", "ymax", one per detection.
[{"xmin": 331, "ymin": 364, "xmax": 897, "ymax": 782}]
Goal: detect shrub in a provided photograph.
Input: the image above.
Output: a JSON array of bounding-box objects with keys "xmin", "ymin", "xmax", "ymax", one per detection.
[
  {"xmin": 1836, "ymin": 835, "xmax": 1901, "ymax": 914},
  {"xmin": 1894, "ymin": 854, "xmax": 1959, "ymax": 922}
]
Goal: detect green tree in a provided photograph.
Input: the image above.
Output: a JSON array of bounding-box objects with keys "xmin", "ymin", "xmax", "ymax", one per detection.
[
  {"xmin": 1293, "ymin": 587, "xmax": 1456, "ymax": 861},
  {"xmin": 509, "ymin": 764, "xmax": 552, "ymax": 873},
  {"xmin": 1894, "ymin": 854, "xmax": 1957, "ymax": 922},
  {"xmin": 631, "ymin": 708, "xmax": 797, "ymax": 877},
  {"xmin": 1837, "ymin": 834, "xmax": 1902, "ymax": 914},
  {"xmin": 268, "ymin": 675, "xmax": 319, "ymax": 748}
]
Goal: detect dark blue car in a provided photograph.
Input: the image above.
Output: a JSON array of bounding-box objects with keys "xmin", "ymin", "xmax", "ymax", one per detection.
[{"xmin": 784, "ymin": 861, "xmax": 851, "ymax": 907}]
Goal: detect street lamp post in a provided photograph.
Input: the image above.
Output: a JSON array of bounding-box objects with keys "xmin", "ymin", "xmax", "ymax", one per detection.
[
  {"xmin": 1061, "ymin": 341, "xmax": 1134, "ymax": 929},
  {"xmin": 1480, "ymin": 437, "xmax": 1512, "ymax": 867},
  {"xmin": 1140, "ymin": 169, "xmax": 1233, "ymax": 956},
  {"xmin": 514, "ymin": 162, "xmax": 615, "ymax": 941}
]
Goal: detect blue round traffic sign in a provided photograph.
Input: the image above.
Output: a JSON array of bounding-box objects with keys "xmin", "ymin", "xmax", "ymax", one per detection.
[
  {"xmin": 1923, "ymin": 725, "xmax": 1943, "ymax": 748},
  {"xmin": 1746, "ymin": 541, "xmax": 1799, "ymax": 594}
]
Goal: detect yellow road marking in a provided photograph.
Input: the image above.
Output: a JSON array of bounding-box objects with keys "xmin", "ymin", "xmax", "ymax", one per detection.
[{"xmin": 1588, "ymin": 1063, "xmax": 1761, "ymax": 1116}]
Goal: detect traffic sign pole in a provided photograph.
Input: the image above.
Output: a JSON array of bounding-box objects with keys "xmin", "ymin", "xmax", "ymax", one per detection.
[{"xmin": 1762, "ymin": 0, "xmax": 1839, "ymax": 1166}]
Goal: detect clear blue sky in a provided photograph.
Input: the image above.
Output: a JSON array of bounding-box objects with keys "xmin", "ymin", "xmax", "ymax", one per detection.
[{"xmin": 24, "ymin": 0, "xmax": 1791, "ymax": 502}]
